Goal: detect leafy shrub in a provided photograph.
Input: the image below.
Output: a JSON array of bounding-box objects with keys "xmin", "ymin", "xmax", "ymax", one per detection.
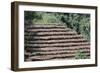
[{"xmin": 75, "ymin": 49, "xmax": 89, "ymax": 59}]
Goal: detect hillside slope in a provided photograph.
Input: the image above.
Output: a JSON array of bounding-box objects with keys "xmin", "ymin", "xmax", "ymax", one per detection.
[{"xmin": 24, "ymin": 23, "xmax": 90, "ymax": 61}]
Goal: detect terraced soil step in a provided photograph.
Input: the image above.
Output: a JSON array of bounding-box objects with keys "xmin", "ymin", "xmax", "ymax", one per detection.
[
  {"xmin": 25, "ymin": 28, "xmax": 72, "ymax": 32},
  {"xmin": 25, "ymin": 42, "xmax": 90, "ymax": 47},
  {"xmin": 25, "ymin": 39, "xmax": 89, "ymax": 44},
  {"xmin": 28, "ymin": 53, "xmax": 90, "ymax": 61},
  {"xmin": 25, "ymin": 45, "xmax": 90, "ymax": 51},
  {"xmin": 25, "ymin": 34, "xmax": 83, "ymax": 39},
  {"xmin": 28, "ymin": 50, "xmax": 90, "ymax": 56},
  {"xmin": 25, "ymin": 48, "xmax": 90, "ymax": 52}
]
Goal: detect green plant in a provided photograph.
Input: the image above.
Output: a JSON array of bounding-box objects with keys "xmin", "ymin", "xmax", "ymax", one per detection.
[{"xmin": 75, "ymin": 49, "xmax": 88, "ymax": 59}]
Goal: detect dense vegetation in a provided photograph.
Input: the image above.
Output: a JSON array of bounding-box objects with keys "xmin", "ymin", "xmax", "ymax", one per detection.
[
  {"xmin": 75, "ymin": 49, "xmax": 89, "ymax": 59},
  {"xmin": 24, "ymin": 11, "xmax": 90, "ymax": 40}
]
